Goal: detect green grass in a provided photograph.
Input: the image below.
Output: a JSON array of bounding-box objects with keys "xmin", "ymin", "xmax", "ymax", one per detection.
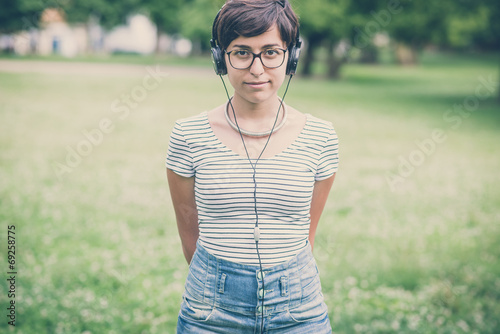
[
  {"xmin": 0, "ymin": 52, "xmax": 213, "ymax": 68},
  {"xmin": 0, "ymin": 52, "xmax": 499, "ymax": 333}
]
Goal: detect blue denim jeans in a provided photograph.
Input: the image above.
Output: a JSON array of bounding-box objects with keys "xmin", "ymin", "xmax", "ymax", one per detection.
[{"xmin": 177, "ymin": 241, "xmax": 332, "ymax": 333}]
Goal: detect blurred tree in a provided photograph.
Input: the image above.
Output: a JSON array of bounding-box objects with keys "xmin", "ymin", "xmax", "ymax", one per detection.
[
  {"xmin": 474, "ymin": 0, "xmax": 500, "ymax": 52},
  {"xmin": 64, "ymin": 0, "xmax": 139, "ymax": 29},
  {"xmin": 441, "ymin": 0, "xmax": 500, "ymax": 102},
  {"xmin": 385, "ymin": 0, "xmax": 448, "ymax": 65},
  {"xmin": 140, "ymin": 0, "xmax": 183, "ymax": 53},
  {"xmin": 441, "ymin": 0, "xmax": 499, "ymax": 51},
  {"xmin": 345, "ymin": 0, "xmax": 384, "ymax": 64},
  {"xmin": 179, "ymin": 0, "xmax": 222, "ymax": 54},
  {"xmin": 480, "ymin": 0, "xmax": 500, "ymax": 102},
  {"xmin": 0, "ymin": 0, "xmax": 45, "ymax": 33},
  {"xmin": 445, "ymin": 4, "xmax": 489, "ymax": 50},
  {"xmin": 293, "ymin": 0, "xmax": 351, "ymax": 78}
]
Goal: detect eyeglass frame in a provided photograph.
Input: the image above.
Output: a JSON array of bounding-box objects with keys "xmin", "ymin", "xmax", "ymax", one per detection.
[{"xmin": 225, "ymin": 48, "xmax": 288, "ymax": 70}]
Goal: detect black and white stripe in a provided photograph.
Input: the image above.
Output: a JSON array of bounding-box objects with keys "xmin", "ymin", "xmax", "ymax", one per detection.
[{"xmin": 167, "ymin": 111, "xmax": 339, "ymax": 265}]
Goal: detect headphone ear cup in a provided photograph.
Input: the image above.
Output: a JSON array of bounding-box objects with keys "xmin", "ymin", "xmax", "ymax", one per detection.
[
  {"xmin": 211, "ymin": 43, "xmax": 227, "ymax": 75},
  {"xmin": 286, "ymin": 45, "xmax": 301, "ymax": 75}
]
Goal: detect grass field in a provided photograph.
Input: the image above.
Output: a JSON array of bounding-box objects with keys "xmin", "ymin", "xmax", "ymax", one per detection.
[{"xmin": 0, "ymin": 52, "xmax": 499, "ymax": 333}]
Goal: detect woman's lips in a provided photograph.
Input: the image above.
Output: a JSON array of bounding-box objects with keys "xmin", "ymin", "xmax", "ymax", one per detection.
[{"xmin": 245, "ymin": 81, "xmax": 269, "ymax": 88}]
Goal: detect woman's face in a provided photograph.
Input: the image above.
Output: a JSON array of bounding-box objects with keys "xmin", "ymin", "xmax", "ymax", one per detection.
[{"xmin": 225, "ymin": 24, "xmax": 288, "ymax": 105}]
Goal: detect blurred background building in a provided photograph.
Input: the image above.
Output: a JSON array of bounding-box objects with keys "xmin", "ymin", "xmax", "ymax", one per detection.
[{"xmin": 0, "ymin": 5, "xmax": 192, "ymax": 57}]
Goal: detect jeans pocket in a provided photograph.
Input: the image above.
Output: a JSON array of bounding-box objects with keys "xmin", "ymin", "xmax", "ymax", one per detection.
[
  {"xmin": 288, "ymin": 292, "xmax": 328, "ymax": 323},
  {"xmin": 185, "ymin": 261, "xmax": 207, "ymax": 300},
  {"xmin": 179, "ymin": 296, "xmax": 215, "ymax": 322},
  {"xmin": 300, "ymin": 258, "xmax": 321, "ymax": 299}
]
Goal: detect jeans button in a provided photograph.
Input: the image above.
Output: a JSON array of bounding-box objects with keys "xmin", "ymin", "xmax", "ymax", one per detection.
[{"xmin": 257, "ymin": 270, "xmax": 265, "ymax": 280}]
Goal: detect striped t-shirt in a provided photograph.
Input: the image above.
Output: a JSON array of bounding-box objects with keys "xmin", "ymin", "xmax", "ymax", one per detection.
[{"xmin": 166, "ymin": 111, "xmax": 339, "ymax": 266}]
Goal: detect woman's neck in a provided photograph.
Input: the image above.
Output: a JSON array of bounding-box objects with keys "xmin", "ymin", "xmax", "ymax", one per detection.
[{"xmin": 230, "ymin": 94, "xmax": 282, "ymax": 121}]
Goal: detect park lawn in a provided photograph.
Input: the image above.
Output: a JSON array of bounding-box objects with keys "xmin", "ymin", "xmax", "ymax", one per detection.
[{"xmin": 0, "ymin": 52, "xmax": 499, "ymax": 333}]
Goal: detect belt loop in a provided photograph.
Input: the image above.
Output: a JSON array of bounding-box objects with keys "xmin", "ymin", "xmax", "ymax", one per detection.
[
  {"xmin": 280, "ymin": 276, "xmax": 288, "ymax": 296},
  {"xmin": 219, "ymin": 273, "xmax": 227, "ymax": 294}
]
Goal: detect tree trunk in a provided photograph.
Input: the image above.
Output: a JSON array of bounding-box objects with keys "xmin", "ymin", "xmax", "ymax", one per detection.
[
  {"xmin": 84, "ymin": 22, "xmax": 91, "ymax": 55},
  {"xmin": 395, "ymin": 42, "xmax": 418, "ymax": 66},
  {"xmin": 326, "ymin": 39, "xmax": 345, "ymax": 79},
  {"xmin": 301, "ymin": 36, "xmax": 321, "ymax": 77},
  {"xmin": 497, "ymin": 59, "xmax": 500, "ymax": 103},
  {"xmin": 359, "ymin": 43, "xmax": 379, "ymax": 64},
  {"xmin": 155, "ymin": 22, "xmax": 163, "ymax": 55}
]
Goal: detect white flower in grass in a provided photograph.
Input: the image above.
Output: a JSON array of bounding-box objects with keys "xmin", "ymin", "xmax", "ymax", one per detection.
[{"xmin": 457, "ymin": 320, "xmax": 470, "ymax": 332}]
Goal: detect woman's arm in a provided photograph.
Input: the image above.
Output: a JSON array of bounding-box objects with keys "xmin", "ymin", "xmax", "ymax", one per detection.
[
  {"xmin": 309, "ymin": 174, "xmax": 336, "ymax": 251},
  {"xmin": 167, "ymin": 168, "xmax": 199, "ymax": 264}
]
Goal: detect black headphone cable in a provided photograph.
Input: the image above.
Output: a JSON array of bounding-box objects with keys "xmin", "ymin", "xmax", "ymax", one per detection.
[{"xmin": 219, "ymin": 74, "xmax": 294, "ymax": 333}]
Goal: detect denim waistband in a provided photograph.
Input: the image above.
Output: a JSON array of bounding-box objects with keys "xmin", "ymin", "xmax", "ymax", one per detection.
[{"xmin": 185, "ymin": 240, "xmax": 319, "ymax": 317}]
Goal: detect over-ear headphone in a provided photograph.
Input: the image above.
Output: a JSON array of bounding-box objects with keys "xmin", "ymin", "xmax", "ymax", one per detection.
[
  {"xmin": 210, "ymin": 9, "xmax": 227, "ymax": 76},
  {"xmin": 287, "ymin": 32, "xmax": 302, "ymax": 75},
  {"xmin": 210, "ymin": 1, "xmax": 302, "ymax": 76}
]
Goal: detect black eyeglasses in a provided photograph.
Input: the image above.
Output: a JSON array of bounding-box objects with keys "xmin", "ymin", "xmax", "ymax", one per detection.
[{"xmin": 225, "ymin": 48, "xmax": 288, "ymax": 70}]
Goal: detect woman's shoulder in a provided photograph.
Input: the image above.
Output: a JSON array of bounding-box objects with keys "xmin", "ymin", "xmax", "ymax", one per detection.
[
  {"xmin": 174, "ymin": 111, "xmax": 209, "ymax": 127},
  {"xmin": 170, "ymin": 112, "xmax": 213, "ymax": 144},
  {"xmin": 300, "ymin": 111, "xmax": 338, "ymax": 144},
  {"xmin": 304, "ymin": 113, "xmax": 335, "ymax": 131},
  {"xmin": 171, "ymin": 112, "xmax": 212, "ymax": 138}
]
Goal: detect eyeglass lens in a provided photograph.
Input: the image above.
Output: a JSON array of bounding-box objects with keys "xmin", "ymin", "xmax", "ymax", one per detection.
[{"xmin": 228, "ymin": 49, "xmax": 286, "ymax": 69}]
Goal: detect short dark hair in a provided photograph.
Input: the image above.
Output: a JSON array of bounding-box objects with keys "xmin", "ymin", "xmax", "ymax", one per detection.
[{"xmin": 214, "ymin": 0, "xmax": 299, "ymax": 51}]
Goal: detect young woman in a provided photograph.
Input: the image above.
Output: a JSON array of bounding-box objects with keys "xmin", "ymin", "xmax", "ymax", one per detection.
[{"xmin": 166, "ymin": 0, "xmax": 339, "ymax": 332}]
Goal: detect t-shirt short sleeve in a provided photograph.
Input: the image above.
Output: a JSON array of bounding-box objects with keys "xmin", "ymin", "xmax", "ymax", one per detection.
[
  {"xmin": 315, "ymin": 125, "xmax": 339, "ymax": 181},
  {"xmin": 166, "ymin": 121, "xmax": 195, "ymax": 178}
]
